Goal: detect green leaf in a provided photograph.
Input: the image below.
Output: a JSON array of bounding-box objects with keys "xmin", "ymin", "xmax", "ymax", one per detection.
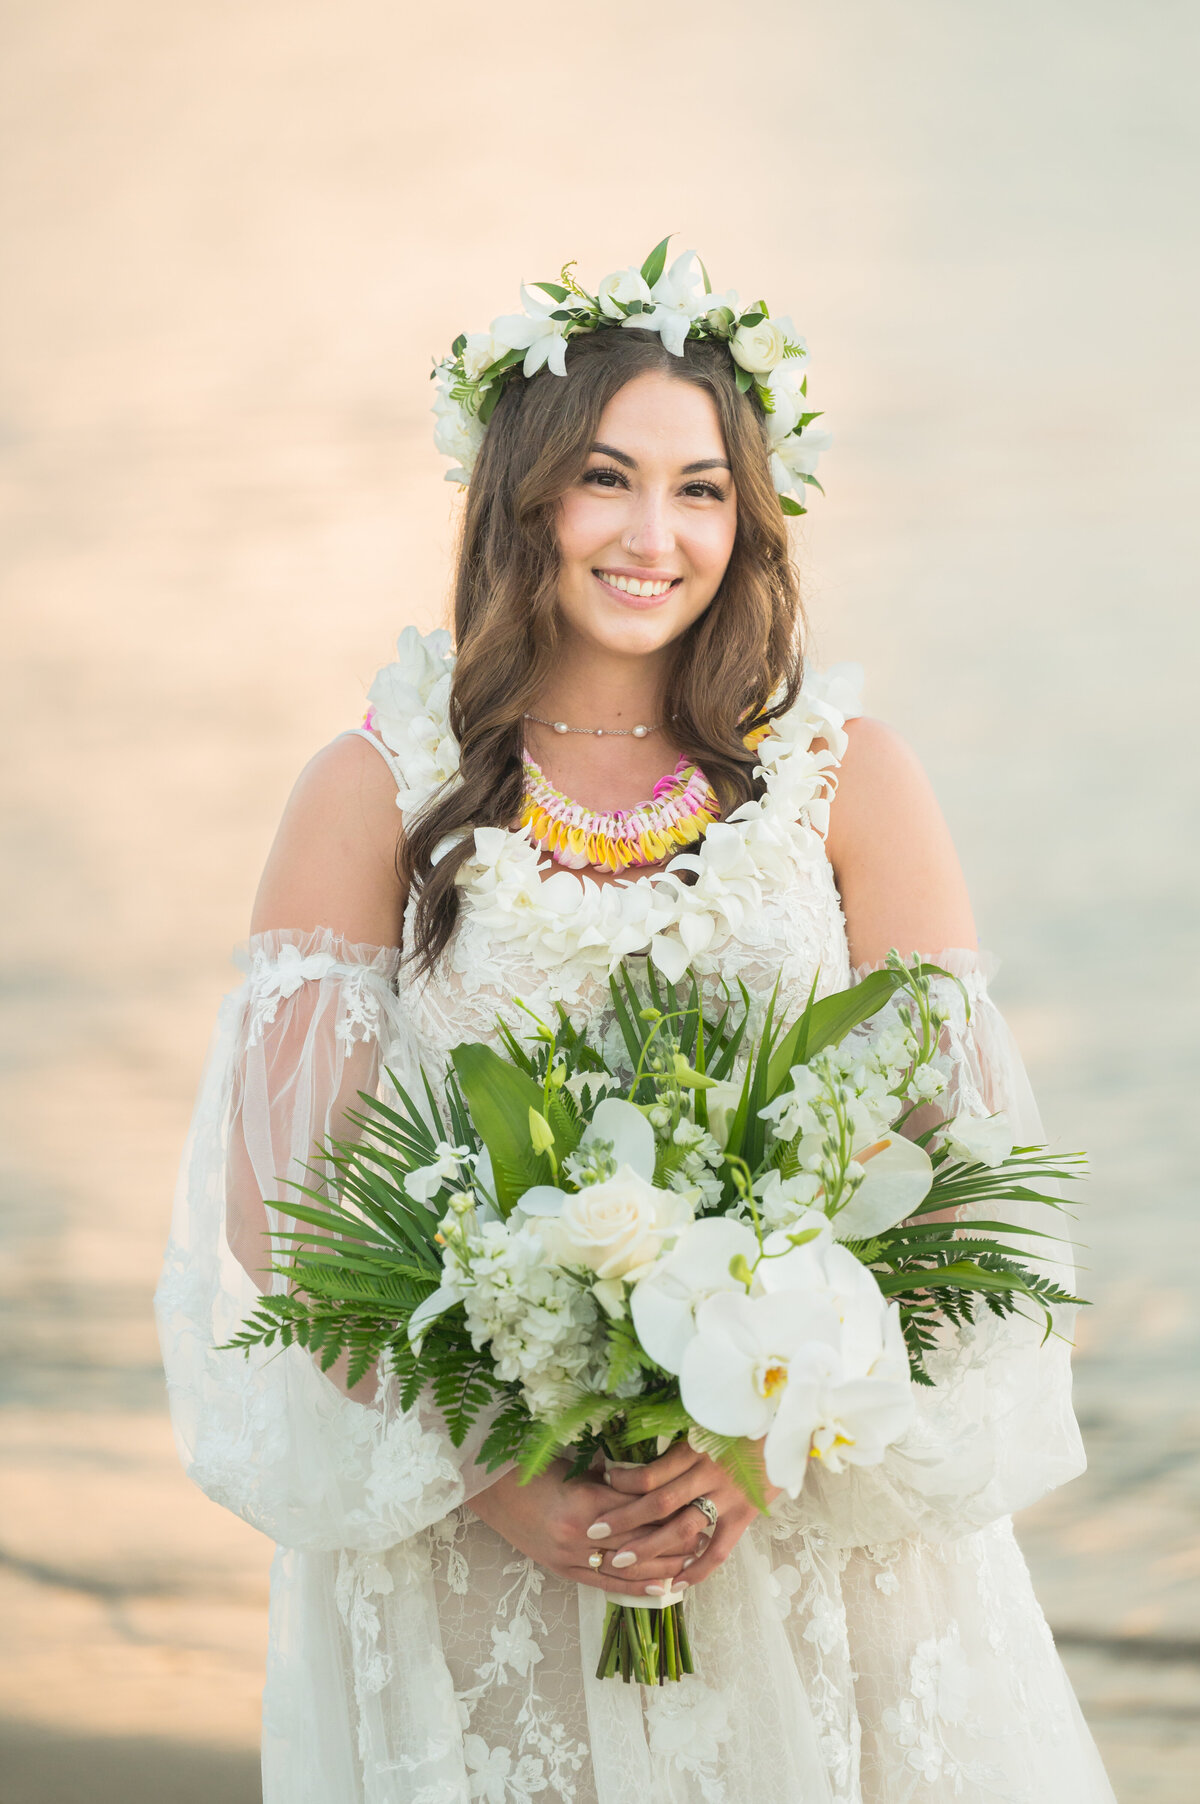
[
  {"xmin": 698, "ymin": 256, "xmax": 713, "ymax": 294},
  {"xmin": 516, "ymin": 1394, "xmax": 614, "ymax": 1482},
  {"xmin": 450, "ymin": 333, "xmax": 466, "ymax": 357},
  {"xmin": 738, "ymin": 311, "xmax": 764, "ymax": 327},
  {"xmin": 640, "ymin": 235, "xmax": 672, "ymax": 288},
  {"xmin": 687, "ymin": 1428, "xmax": 770, "ymax": 1512},
  {"xmin": 734, "ymin": 365, "xmax": 753, "ymax": 394},
  {"xmin": 478, "ymin": 382, "xmax": 504, "ymax": 426},
  {"xmin": 779, "ymin": 496, "xmax": 806, "ymax": 516},
  {"xmin": 536, "ymin": 280, "xmax": 570, "ymax": 302},
  {"xmin": 449, "ymin": 1042, "xmax": 552, "ymax": 1213}
]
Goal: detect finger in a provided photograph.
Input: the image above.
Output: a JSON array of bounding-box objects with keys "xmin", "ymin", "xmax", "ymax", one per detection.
[
  {"xmin": 602, "ymin": 1513, "xmax": 712, "ymax": 1569},
  {"xmin": 588, "ymin": 1474, "xmax": 724, "ymax": 1538},
  {"xmin": 602, "ymin": 1445, "xmax": 705, "ymax": 1495},
  {"xmin": 674, "ymin": 1521, "xmax": 741, "ymax": 1587},
  {"xmin": 570, "ymin": 1560, "xmax": 690, "ymax": 1597}
]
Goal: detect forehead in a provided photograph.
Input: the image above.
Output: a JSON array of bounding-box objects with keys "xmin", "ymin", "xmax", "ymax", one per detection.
[{"xmin": 595, "ymin": 371, "xmax": 726, "ymax": 457}]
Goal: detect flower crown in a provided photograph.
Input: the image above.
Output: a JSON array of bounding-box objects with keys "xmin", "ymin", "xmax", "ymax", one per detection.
[{"xmin": 431, "ymin": 237, "xmax": 831, "ymax": 516}]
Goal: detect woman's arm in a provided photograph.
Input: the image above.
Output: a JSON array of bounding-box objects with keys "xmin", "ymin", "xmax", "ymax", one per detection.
[
  {"xmin": 251, "ymin": 733, "xmax": 407, "ymax": 944},
  {"xmin": 825, "ymin": 715, "xmax": 976, "ymax": 968}
]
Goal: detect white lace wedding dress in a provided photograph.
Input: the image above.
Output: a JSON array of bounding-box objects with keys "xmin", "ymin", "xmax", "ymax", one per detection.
[{"xmin": 156, "ymin": 632, "xmax": 1116, "ymax": 1803}]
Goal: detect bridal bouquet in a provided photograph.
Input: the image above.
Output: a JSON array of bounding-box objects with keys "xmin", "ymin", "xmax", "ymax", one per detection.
[{"xmin": 225, "ymin": 953, "xmax": 1084, "ymax": 1684}]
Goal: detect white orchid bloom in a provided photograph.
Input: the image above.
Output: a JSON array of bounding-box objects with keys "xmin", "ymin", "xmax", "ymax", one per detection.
[
  {"xmin": 761, "ymin": 1339, "xmax": 916, "ymax": 1496},
  {"xmin": 625, "ymin": 248, "xmax": 707, "ymax": 357},
  {"xmin": 597, "ymin": 266, "xmax": 652, "ymax": 318},
  {"xmin": 758, "ymin": 1224, "xmax": 906, "ymax": 1381},
  {"xmin": 945, "ymin": 1111, "xmax": 1014, "ymax": 1168},
  {"xmin": 679, "ymin": 1287, "xmax": 842, "ymax": 1439},
  {"xmin": 761, "ymin": 359, "xmax": 810, "ymax": 441},
  {"xmin": 629, "ymin": 1217, "xmax": 761, "ymax": 1374},
  {"xmin": 490, "ymin": 285, "xmax": 576, "ymax": 378},
  {"xmin": 770, "ymin": 419, "xmax": 833, "ymax": 499},
  {"xmin": 406, "ymin": 1142, "xmax": 471, "ymax": 1205}
]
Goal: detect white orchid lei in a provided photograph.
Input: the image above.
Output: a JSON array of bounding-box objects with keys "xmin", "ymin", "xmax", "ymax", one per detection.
[
  {"xmin": 364, "ymin": 626, "xmax": 863, "ymax": 990},
  {"xmin": 224, "ymin": 953, "xmax": 1086, "ymax": 1685},
  {"xmin": 432, "ymin": 236, "xmax": 831, "ymax": 515}
]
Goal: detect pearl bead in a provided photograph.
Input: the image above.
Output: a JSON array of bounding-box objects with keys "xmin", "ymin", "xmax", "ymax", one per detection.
[
  {"xmin": 632, "ymin": 724, "xmax": 647, "ymax": 738},
  {"xmin": 553, "ymin": 720, "xmax": 568, "ymax": 734},
  {"xmin": 594, "ymin": 727, "xmax": 603, "ymax": 736}
]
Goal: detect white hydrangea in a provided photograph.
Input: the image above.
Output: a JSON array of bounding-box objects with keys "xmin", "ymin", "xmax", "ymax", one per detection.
[{"xmin": 444, "ymin": 1219, "xmax": 605, "ymax": 1419}]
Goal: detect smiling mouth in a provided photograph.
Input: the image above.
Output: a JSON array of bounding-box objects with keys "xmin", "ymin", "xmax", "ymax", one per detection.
[{"xmin": 592, "ymin": 570, "xmax": 682, "ymax": 599}]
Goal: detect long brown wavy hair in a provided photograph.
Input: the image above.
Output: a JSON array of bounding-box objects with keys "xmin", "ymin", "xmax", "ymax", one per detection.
[{"xmin": 402, "ymin": 327, "xmax": 806, "ymax": 973}]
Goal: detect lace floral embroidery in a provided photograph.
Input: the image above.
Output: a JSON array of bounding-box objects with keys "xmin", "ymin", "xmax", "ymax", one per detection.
[
  {"xmin": 455, "ymin": 1556, "xmax": 589, "ymax": 1801},
  {"xmin": 645, "ymin": 1679, "xmax": 733, "ymax": 1801}
]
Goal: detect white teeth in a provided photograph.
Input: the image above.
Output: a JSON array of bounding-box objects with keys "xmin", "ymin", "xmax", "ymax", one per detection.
[{"xmin": 600, "ymin": 572, "xmax": 676, "ymax": 597}]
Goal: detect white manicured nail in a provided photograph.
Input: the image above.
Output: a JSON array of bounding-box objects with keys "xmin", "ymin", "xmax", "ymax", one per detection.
[
  {"xmin": 611, "ymin": 1550, "xmax": 637, "ymax": 1569},
  {"xmin": 644, "ymin": 1582, "xmax": 667, "ymax": 1595},
  {"xmin": 682, "ymin": 1557, "xmax": 695, "ymax": 1568},
  {"xmin": 586, "ymin": 1522, "xmax": 610, "ymax": 1540}
]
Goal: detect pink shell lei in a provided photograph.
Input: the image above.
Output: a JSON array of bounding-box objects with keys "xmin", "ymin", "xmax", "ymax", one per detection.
[{"xmin": 520, "ymin": 752, "xmax": 721, "ymax": 874}]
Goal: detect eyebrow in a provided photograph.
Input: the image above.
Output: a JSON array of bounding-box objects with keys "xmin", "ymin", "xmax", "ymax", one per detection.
[{"xmin": 590, "ymin": 441, "xmax": 732, "ymax": 475}]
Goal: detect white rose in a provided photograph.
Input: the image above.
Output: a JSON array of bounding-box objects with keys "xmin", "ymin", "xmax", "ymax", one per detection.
[
  {"xmin": 730, "ymin": 317, "xmax": 788, "ymax": 374},
  {"xmin": 597, "ymin": 267, "xmax": 652, "ymax": 319},
  {"xmin": 535, "ymin": 1165, "xmax": 693, "ymax": 1281},
  {"xmin": 461, "ymin": 330, "xmax": 509, "ymax": 382}
]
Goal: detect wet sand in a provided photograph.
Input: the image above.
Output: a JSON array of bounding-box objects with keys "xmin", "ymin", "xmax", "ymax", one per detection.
[{"xmin": 1, "ymin": 1, "xmax": 1198, "ymax": 1797}]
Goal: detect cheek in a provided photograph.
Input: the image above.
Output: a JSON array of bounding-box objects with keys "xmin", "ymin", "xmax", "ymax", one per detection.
[
  {"xmin": 557, "ymin": 491, "xmax": 616, "ymax": 563},
  {"xmin": 685, "ymin": 511, "xmax": 737, "ymax": 585}
]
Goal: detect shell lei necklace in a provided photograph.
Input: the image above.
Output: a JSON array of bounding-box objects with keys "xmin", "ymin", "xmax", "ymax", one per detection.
[
  {"xmin": 521, "ymin": 749, "xmax": 720, "ymax": 873},
  {"xmin": 520, "ymin": 714, "xmax": 778, "ymax": 874}
]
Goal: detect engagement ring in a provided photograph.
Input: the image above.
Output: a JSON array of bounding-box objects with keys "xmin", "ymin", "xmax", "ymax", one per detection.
[
  {"xmin": 689, "ymin": 1495, "xmax": 719, "ymax": 1534},
  {"xmin": 588, "ymin": 1550, "xmax": 604, "ymax": 1571}
]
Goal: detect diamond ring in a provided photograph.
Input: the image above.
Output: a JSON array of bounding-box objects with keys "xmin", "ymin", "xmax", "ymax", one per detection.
[
  {"xmin": 689, "ymin": 1495, "xmax": 719, "ymax": 1534},
  {"xmin": 588, "ymin": 1550, "xmax": 604, "ymax": 1571}
]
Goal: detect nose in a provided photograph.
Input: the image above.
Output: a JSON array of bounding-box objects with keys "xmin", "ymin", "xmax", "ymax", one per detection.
[{"xmin": 622, "ymin": 490, "xmax": 676, "ymax": 561}]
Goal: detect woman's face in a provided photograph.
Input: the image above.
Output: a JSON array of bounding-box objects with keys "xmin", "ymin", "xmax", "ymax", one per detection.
[{"xmin": 555, "ymin": 370, "xmax": 738, "ymax": 663}]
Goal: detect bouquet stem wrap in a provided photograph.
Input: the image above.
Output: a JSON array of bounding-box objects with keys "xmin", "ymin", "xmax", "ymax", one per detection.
[{"xmin": 594, "ymin": 1455, "xmax": 694, "ymax": 1684}]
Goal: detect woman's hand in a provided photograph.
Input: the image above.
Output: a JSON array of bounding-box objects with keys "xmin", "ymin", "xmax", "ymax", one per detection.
[
  {"xmin": 466, "ymin": 1460, "xmax": 695, "ymax": 1598},
  {"xmin": 584, "ymin": 1441, "xmax": 781, "ymax": 1588}
]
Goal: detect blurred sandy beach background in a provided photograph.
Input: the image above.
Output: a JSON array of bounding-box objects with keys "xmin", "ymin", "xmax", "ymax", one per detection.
[{"xmin": 1, "ymin": 1, "xmax": 1197, "ymax": 1798}]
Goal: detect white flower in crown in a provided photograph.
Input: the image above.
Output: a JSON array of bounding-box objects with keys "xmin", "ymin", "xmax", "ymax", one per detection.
[
  {"xmin": 431, "ymin": 369, "xmax": 485, "ymax": 484},
  {"xmin": 430, "ymin": 239, "xmax": 828, "ymax": 511},
  {"xmin": 490, "ymin": 283, "xmax": 576, "ymax": 378},
  {"xmin": 622, "ymin": 247, "xmax": 709, "ymax": 357}
]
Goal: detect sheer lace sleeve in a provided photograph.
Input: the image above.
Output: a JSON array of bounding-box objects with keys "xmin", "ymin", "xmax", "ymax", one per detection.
[
  {"xmin": 787, "ymin": 948, "xmax": 1087, "ymax": 1548},
  {"xmin": 154, "ymin": 927, "xmax": 503, "ymax": 1553}
]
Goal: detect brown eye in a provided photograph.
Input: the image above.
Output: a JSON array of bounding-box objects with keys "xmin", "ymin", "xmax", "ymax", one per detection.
[{"xmin": 582, "ymin": 465, "xmax": 629, "ymax": 490}]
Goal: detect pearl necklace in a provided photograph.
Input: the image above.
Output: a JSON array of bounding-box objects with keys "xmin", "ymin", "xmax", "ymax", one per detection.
[{"xmin": 524, "ymin": 711, "xmax": 663, "ymax": 740}]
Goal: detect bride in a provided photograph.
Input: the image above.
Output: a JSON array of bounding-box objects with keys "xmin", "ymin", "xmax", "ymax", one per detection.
[{"xmin": 156, "ymin": 248, "xmax": 1115, "ymax": 1802}]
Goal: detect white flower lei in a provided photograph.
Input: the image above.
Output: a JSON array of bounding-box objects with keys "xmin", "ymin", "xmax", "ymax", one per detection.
[
  {"xmin": 431, "ymin": 237, "xmax": 831, "ymax": 515},
  {"xmin": 368, "ymin": 629, "xmax": 862, "ymax": 984}
]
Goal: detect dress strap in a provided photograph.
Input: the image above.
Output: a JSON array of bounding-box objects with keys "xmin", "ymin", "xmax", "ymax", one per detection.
[{"xmin": 339, "ymin": 727, "xmax": 405, "ymax": 792}]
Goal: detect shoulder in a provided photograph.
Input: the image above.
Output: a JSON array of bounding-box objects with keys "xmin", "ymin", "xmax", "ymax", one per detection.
[
  {"xmin": 250, "ymin": 734, "xmax": 408, "ymax": 946},
  {"xmin": 830, "ymin": 715, "xmax": 941, "ymax": 832},
  {"xmin": 825, "ymin": 715, "xmax": 977, "ymax": 968}
]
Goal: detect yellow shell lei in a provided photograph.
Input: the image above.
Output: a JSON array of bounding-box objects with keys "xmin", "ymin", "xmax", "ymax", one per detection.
[{"xmin": 521, "ymin": 724, "xmax": 774, "ymax": 875}]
